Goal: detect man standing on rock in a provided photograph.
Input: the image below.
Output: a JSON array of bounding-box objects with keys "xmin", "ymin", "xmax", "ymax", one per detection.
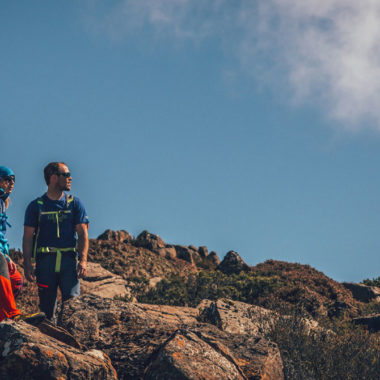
[{"xmin": 23, "ymin": 162, "xmax": 89, "ymax": 323}]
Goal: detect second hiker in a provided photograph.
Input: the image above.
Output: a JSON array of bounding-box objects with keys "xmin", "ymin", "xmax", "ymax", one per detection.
[{"xmin": 23, "ymin": 162, "xmax": 89, "ymax": 323}]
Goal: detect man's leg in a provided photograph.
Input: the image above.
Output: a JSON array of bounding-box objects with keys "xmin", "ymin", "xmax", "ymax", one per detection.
[
  {"xmin": 0, "ymin": 254, "xmax": 20, "ymax": 321},
  {"xmin": 57, "ymin": 255, "xmax": 80, "ymax": 325},
  {"xmin": 35, "ymin": 255, "xmax": 58, "ymax": 321},
  {"xmin": 59, "ymin": 255, "xmax": 80, "ymax": 302}
]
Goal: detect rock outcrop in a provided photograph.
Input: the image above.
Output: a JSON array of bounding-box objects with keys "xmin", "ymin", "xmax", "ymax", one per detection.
[
  {"xmin": 88, "ymin": 236, "xmax": 198, "ymax": 283},
  {"xmin": 342, "ymin": 282, "xmax": 380, "ymax": 303},
  {"xmin": 199, "ymin": 299, "xmax": 326, "ymax": 338},
  {"xmin": 97, "ymin": 229, "xmax": 221, "ymax": 269},
  {"xmin": 97, "ymin": 229, "xmax": 133, "ymax": 243},
  {"xmin": 198, "ymin": 246, "xmax": 208, "ymax": 257},
  {"xmin": 0, "ymin": 320, "xmax": 117, "ymax": 379},
  {"xmin": 134, "ymin": 230, "xmax": 167, "ymax": 251},
  {"xmin": 81, "ymin": 262, "xmax": 134, "ymax": 300},
  {"xmin": 217, "ymin": 250, "xmax": 251, "ymax": 275},
  {"xmin": 208, "ymin": 251, "xmax": 221, "ymax": 266},
  {"xmin": 199, "ymin": 299, "xmax": 275, "ymax": 336},
  {"xmin": 145, "ymin": 326, "xmax": 284, "ymax": 380},
  {"xmin": 59, "ymin": 294, "xmax": 284, "ymax": 379}
]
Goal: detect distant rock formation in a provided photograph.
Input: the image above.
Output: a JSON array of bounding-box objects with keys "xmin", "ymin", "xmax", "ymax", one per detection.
[
  {"xmin": 132, "ymin": 229, "xmax": 222, "ymax": 267},
  {"xmin": 217, "ymin": 250, "xmax": 251, "ymax": 275},
  {"xmin": 208, "ymin": 251, "xmax": 221, "ymax": 266},
  {"xmin": 97, "ymin": 229, "xmax": 132, "ymax": 243},
  {"xmin": 91, "ymin": 229, "xmax": 221, "ymax": 279},
  {"xmin": 134, "ymin": 230, "xmax": 167, "ymax": 251}
]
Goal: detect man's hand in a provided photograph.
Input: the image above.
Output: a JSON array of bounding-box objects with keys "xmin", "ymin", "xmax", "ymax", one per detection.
[
  {"xmin": 75, "ymin": 223, "xmax": 88, "ymax": 279},
  {"xmin": 77, "ymin": 260, "xmax": 87, "ymax": 278},
  {"xmin": 24, "ymin": 262, "xmax": 35, "ymax": 282}
]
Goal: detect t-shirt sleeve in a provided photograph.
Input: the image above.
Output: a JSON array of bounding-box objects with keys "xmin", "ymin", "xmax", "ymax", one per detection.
[
  {"xmin": 73, "ymin": 197, "xmax": 89, "ymax": 225},
  {"xmin": 24, "ymin": 201, "xmax": 39, "ymax": 228}
]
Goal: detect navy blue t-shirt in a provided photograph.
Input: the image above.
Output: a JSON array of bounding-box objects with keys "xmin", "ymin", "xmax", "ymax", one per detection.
[{"xmin": 24, "ymin": 193, "xmax": 89, "ymax": 249}]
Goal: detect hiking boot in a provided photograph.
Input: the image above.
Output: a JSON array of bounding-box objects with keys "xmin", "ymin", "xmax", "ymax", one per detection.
[{"xmin": 13, "ymin": 312, "xmax": 46, "ymax": 325}]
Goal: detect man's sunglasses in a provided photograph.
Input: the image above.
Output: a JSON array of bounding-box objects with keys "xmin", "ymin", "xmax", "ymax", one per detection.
[
  {"xmin": 2, "ymin": 176, "xmax": 15, "ymax": 183},
  {"xmin": 55, "ymin": 172, "xmax": 71, "ymax": 178}
]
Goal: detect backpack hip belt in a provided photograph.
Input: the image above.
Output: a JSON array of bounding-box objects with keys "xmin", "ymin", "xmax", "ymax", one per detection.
[{"xmin": 37, "ymin": 247, "xmax": 76, "ymax": 273}]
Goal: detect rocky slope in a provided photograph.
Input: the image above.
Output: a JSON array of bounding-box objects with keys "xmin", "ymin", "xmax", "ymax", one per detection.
[
  {"xmin": 87, "ymin": 230, "xmax": 360, "ymax": 320},
  {"xmin": 58, "ymin": 295, "xmax": 284, "ymax": 379},
  {"xmin": 4, "ymin": 229, "xmax": 380, "ymax": 379}
]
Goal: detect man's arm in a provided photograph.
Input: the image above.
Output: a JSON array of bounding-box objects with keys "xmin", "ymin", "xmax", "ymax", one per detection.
[
  {"xmin": 23, "ymin": 226, "xmax": 36, "ymax": 281},
  {"xmin": 76, "ymin": 223, "xmax": 89, "ymax": 278}
]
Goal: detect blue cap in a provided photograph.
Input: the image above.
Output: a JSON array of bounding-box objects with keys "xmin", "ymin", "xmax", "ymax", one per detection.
[{"xmin": 0, "ymin": 166, "xmax": 15, "ymax": 179}]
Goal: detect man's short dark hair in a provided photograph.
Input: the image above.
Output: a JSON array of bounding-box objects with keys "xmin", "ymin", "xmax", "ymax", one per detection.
[{"xmin": 44, "ymin": 162, "xmax": 67, "ymax": 185}]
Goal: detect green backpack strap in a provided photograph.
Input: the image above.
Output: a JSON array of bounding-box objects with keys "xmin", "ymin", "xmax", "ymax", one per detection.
[
  {"xmin": 66, "ymin": 194, "xmax": 74, "ymax": 209},
  {"xmin": 33, "ymin": 197, "xmax": 44, "ymax": 260}
]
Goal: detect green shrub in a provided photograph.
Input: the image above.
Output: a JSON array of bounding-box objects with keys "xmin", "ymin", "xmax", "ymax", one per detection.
[
  {"xmin": 137, "ymin": 270, "xmax": 282, "ymax": 307},
  {"xmin": 362, "ymin": 277, "xmax": 380, "ymax": 287}
]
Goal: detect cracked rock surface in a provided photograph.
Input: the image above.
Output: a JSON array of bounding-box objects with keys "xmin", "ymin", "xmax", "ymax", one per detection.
[
  {"xmin": 59, "ymin": 294, "xmax": 284, "ymax": 379},
  {"xmin": 0, "ymin": 320, "xmax": 117, "ymax": 380}
]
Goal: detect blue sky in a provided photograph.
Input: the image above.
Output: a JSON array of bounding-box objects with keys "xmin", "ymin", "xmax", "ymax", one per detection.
[{"xmin": 2, "ymin": 1, "xmax": 380, "ymax": 282}]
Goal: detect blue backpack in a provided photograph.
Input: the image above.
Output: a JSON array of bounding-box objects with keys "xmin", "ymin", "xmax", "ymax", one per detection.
[{"xmin": 33, "ymin": 194, "xmax": 76, "ymax": 272}]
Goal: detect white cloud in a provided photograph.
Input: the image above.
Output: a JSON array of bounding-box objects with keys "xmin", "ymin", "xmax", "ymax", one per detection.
[{"xmin": 84, "ymin": 0, "xmax": 380, "ymax": 131}]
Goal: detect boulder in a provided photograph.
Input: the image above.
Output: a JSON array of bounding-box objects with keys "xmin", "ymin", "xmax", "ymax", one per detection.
[
  {"xmin": 217, "ymin": 251, "xmax": 250, "ymax": 275},
  {"xmin": 97, "ymin": 229, "xmax": 132, "ymax": 243},
  {"xmin": 59, "ymin": 294, "xmax": 284, "ymax": 379},
  {"xmin": 175, "ymin": 245, "xmax": 196, "ymax": 265},
  {"xmin": 156, "ymin": 245, "xmax": 177, "ymax": 260},
  {"xmin": 342, "ymin": 282, "xmax": 380, "ymax": 303},
  {"xmin": 198, "ymin": 246, "xmax": 209, "ymax": 257},
  {"xmin": 134, "ymin": 230, "xmax": 166, "ymax": 251},
  {"xmin": 145, "ymin": 325, "xmax": 283, "ymax": 380},
  {"xmin": 198, "ymin": 299, "xmax": 275, "ymax": 336},
  {"xmin": 145, "ymin": 328, "xmax": 245, "ymax": 379},
  {"xmin": 0, "ymin": 320, "xmax": 117, "ymax": 379},
  {"xmin": 59, "ymin": 295, "xmax": 199, "ymax": 379},
  {"xmin": 208, "ymin": 251, "xmax": 221, "ymax": 266},
  {"xmin": 81, "ymin": 262, "xmax": 134, "ymax": 300},
  {"xmin": 199, "ymin": 299, "xmax": 327, "ymax": 338}
]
